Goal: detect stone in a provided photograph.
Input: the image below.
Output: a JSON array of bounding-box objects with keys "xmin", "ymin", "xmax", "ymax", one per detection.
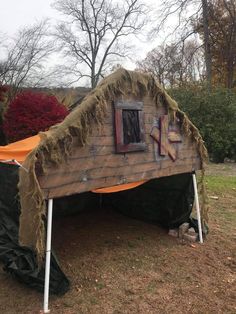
[
  {"xmin": 188, "ymin": 227, "xmax": 197, "ymax": 236},
  {"xmin": 178, "ymin": 222, "xmax": 190, "ymax": 238},
  {"xmin": 210, "ymin": 195, "xmax": 219, "ymax": 200},
  {"xmin": 183, "ymin": 233, "xmax": 198, "ymax": 242},
  {"xmin": 168, "ymin": 229, "xmax": 179, "ymax": 238}
]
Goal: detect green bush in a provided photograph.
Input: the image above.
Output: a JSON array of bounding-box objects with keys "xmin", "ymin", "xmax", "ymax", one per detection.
[{"xmin": 169, "ymin": 86, "xmax": 236, "ymax": 163}]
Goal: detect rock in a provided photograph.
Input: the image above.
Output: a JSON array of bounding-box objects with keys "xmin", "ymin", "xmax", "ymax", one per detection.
[
  {"xmin": 183, "ymin": 233, "xmax": 198, "ymax": 242},
  {"xmin": 210, "ymin": 195, "xmax": 219, "ymax": 200},
  {"xmin": 168, "ymin": 229, "xmax": 178, "ymax": 237},
  {"xmin": 178, "ymin": 222, "xmax": 189, "ymax": 238},
  {"xmin": 187, "ymin": 227, "xmax": 196, "ymax": 236}
]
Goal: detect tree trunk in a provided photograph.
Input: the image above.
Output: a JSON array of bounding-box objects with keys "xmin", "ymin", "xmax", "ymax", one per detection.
[
  {"xmin": 227, "ymin": 31, "xmax": 236, "ymax": 88},
  {"xmin": 227, "ymin": 49, "xmax": 234, "ymax": 89},
  {"xmin": 201, "ymin": 0, "xmax": 212, "ymax": 89}
]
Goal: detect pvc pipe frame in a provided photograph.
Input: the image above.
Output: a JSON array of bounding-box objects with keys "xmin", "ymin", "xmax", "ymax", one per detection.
[
  {"xmin": 192, "ymin": 173, "xmax": 203, "ymax": 243},
  {"xmin": 43, "ymin": 198, "xmax": 53, "ymax": 313}
]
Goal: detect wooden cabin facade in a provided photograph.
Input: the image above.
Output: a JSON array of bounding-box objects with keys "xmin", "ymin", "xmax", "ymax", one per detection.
[
  {"xmin": 18, "ymin": 69, "xmax": 207, "ymax": 259},
  {"xmin": 38, "ymin": 94, "xmax": 201, "ymax": 199}
]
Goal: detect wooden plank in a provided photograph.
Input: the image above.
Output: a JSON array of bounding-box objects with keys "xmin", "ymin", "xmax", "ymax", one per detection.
[
  {"xmin": 168, "ymin": 131, "xmax": 182, "ymax": 142},
  {"xmin": 144, "ymin": 112, "xmax": 160, "ymax": 122},
  {"xmin": 89, "ymin": 135, "xmax": 114, "ymax": 146},
  {"xmin": 115, "ymin": 100, "xmax": 143, "ymax": 110},
  {"xmin": 114, "ymin": 108, "xmax": 123, "ymax": 152},
  {"xmin": 106, "ymin": 104, "xmax": 156, "ymax": 114},
  {"xmin": 42, "ymin": 134, "xmax": 199, "ymax": 179},
  {"xmin": 43, "ymin": 157, "xmax": 201, "ymax": 199},
  {"xmin": 40, "ymin": 160, "xmax": 160, "ymax": 187},
  {"xmin": 150, "ymin": 127, "xmax": 160, "ymax": 143},
  {"xmin": 45, "ymin": 150, "xmax": 157, "ymax": 176},
  {"xmin": 116, "ymin": 142, "xmax": 147, "ymax": 153},
  {"xmin": 70, "ymin": 142, "xmax": 154, "ymax": 159},
  {"xmin": 106, "ymin": 112, "xmax": 161, "ymax": 126},
  {"xmin": 139, "ymin": 110, "xmax": 146, "ymax": 143},
  {"xmin": 159, "ymin": 115, "xmax": 169, "ymax": 156},
  {"xmin": 178, "ymin": 150, "xmax": 200, "ymax": 160},
  {"xmin": 87, "ymin": 161, "xmax": 159, "ymax": 179},
  {"xmin": 167, "ymin": 143, "xmax": 177, "ymax": 161},
  {"xmin": 150, "ymin": 124, "xmax": 178, "ymax": 161},
  {"xmin": 98, "ymin": 122, "xmax": 155, "ymax": 138},
  {"xmin": 71, "ymin": 145, "xmax": 114, "ymax": 158},
  {"xmin": 39, "ymin": 152, "xmax": 198, "ymax": 190},
  {"xmin": 89, "ymin": 131, "xmax": 153, "ymax": 145},
  {"xmin": 45, "ymin": 144, "xmax": 198, "ymax": 182}
]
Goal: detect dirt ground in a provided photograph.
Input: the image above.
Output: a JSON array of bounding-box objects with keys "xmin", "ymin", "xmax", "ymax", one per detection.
[
  {"xmin": 205, "ymin": 162, "xmax": 236, "ymax": 177},
  {"xmin": 0, "ymin": 163, "xmax": 235, "ymax": 314}
]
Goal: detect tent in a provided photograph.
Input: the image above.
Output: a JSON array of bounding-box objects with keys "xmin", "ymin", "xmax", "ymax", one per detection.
[{"xmin": 0, "ymin": 69, "xmax": 208, "ymax": 313}]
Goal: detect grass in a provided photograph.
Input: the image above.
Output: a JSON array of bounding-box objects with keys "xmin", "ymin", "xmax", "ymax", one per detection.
[
  {"xmin": 205, "ymin": 175, "xmax": 236, "ymax": 194},
  {"xmin": 205, "ymin": 171, "xmax": 236, "ymax": 234}
]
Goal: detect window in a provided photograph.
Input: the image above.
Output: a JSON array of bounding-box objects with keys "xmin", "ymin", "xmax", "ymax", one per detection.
[
  {"xmin": 114, "ymin": 100, "xmax": 146, "ymax": 153},
  {"xmin": 122, "ymin": 110, "xmax": 141, "ymax": 144}
]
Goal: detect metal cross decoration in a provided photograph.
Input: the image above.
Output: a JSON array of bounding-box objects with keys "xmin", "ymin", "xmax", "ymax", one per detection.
[{"xmin": 150, "ymin": 115, "xmax": 182, "ymax": 161}]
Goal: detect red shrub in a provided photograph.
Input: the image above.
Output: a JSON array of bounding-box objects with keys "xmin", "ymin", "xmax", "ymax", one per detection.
[{"xmin": 3, "ymin": 91, "xmax": 69, "ymax": 143}]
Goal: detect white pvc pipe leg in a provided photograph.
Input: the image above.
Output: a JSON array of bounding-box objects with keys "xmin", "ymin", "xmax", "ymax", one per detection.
[
  {"xmin": 43, "ymin": 198, "xmax": 53, "ymax": 313},
  {"xmin": 192, "ymin": 173, "xmax": 203, "ymax": 243}
]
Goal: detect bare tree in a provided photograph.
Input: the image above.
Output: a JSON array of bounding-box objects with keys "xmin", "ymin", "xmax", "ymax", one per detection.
[
  {"xmin": 136, "ymin": 46, "xmax": 168, "ymax": 87},
  {"xmin": 0, "ymin": 21, "xmax": 54, "ymax": 99},
  {"xmin": 151, "ymin": 0, "xmax": 212, "ymax": 88},
  {"xmin": 201, "ymin": 0, "xmax": 212, "ymax": 87},
  {"xmin": 136, "ymin": 40, "xmax": 204, "ymax": 87},
  {"xmin": 52, "ymin": 0, "xmax": 147, "ymax": 88}
]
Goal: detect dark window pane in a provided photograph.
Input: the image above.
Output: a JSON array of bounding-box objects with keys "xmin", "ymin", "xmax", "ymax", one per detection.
[{"xmin": 122, "ymin": 110, "xmax": 141, "ymax": 144}]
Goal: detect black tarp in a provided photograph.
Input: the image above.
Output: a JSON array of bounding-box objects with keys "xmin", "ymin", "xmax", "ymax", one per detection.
[
  {"xmin": 0, "ymin": 162, "xmax": 196, "ymax": 294},
  {"xmin": 105, "ymin": 173, "xmax": 194, "ymax": 229},
  {"xmin": 0, "ymin": 162, "xmax": 70, "ymax": 295}
]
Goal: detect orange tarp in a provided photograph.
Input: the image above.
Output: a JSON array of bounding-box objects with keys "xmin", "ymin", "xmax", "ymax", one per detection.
[
  {"xmin": 92, "ymin": 180, "xmax": 148, "ymax": 193},
  {"xmin": 0, "ymin": 135, "xmax": 41, "ymax": 163}
]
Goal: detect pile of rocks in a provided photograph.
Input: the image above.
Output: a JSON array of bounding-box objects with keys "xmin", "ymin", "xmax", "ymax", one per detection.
[{"xmin": 168, "ymin": 222, "xmax": 198, "ymax": 242}]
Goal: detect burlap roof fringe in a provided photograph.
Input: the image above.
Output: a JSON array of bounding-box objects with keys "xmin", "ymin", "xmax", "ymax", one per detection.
[{"xmin": 18, "ymin": 68, "xmax": 208, "ymax": 263}]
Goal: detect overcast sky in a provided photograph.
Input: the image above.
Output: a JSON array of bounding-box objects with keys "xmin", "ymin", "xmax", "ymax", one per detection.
[
  {"xmin": 0, "ymin": 0, "xmax": 59, "ymax": 36},
  {"xmin": 0, "ymin": 0, "xmax": 163, "ymax": 85}
]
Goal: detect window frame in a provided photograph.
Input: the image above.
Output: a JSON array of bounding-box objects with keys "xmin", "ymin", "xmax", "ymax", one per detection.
[{"xmin": 114, "ymin": 100, "xmax": 146, "ymax": 153}]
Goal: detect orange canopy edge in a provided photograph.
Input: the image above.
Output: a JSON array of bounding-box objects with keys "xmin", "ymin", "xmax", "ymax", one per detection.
[
  {"xmin": 92, "ymin": 180, "xmax": 148, "ymax": 193},
  {"xmin": 0, "ymin": 135, "xmax": 41, "ymax": 163}
]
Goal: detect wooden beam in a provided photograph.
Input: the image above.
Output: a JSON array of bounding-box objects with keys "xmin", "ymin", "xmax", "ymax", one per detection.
[
  {"xmin": 168, "ymin": 131, "xmax": 182, "ymax": 143},
  {"xmin": 159, "ymin": 115, "xmax": 169, "ymax": 156}
]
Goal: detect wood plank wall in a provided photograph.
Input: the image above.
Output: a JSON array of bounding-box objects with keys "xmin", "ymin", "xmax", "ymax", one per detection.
[{"xmin": 38, "ymin": 95, "xmax": 201, "ymax": 199}]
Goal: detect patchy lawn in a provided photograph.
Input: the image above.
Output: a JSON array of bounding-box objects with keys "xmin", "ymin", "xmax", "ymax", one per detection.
[{"xmin": 0, "ymin": 163, "xmax": 235, "ymax": 314}]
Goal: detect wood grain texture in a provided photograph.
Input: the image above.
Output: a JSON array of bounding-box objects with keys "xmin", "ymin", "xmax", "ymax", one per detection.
[
  {"xmin": 38, "ymin": 94, "xmax": 202, "ymax": 199},
  {"xmin": 168, "ymin": 131, "xmax": 182, "ymax": 142},
  {"xmin": 159, "ymin": 115, "xmax": 169, "ymax": 156},
  {"xmin": 42, "ymin": 158, "xmax": 201, "ymax": 198}
]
